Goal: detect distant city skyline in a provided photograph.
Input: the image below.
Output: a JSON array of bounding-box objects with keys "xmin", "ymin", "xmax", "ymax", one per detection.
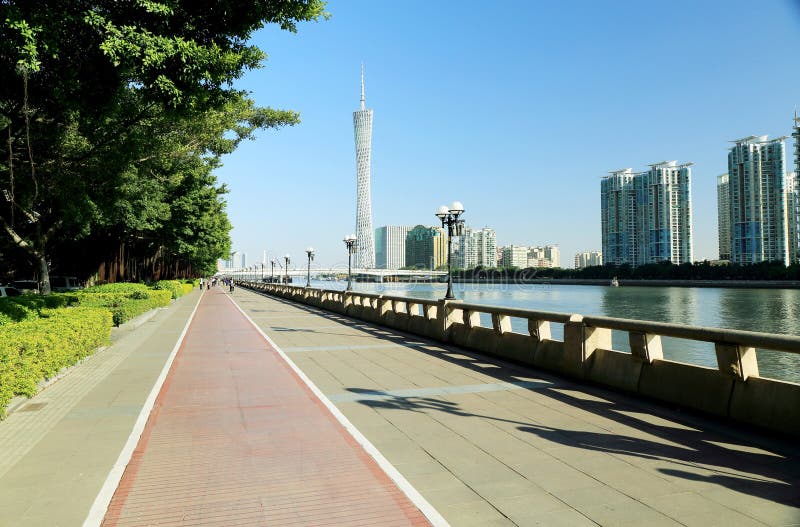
[{"xmin": 214, "ymin": 1, "xmax": 800, "ymax": 268}]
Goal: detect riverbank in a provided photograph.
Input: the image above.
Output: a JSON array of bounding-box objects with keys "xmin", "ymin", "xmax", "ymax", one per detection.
[{"xmin": 453, "ymin": 277, "xmax": 800, "ymax": 289}]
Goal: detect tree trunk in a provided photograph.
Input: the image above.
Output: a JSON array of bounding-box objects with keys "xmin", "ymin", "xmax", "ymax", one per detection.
[{"xmin": 38, "ymin": 253, "xmax": 51, "ymax": 295}]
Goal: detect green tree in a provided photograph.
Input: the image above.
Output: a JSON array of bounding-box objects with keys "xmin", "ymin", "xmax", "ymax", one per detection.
[{"xmin": 1, "ymin": 1, "xmax": 327, "ymax": 291}]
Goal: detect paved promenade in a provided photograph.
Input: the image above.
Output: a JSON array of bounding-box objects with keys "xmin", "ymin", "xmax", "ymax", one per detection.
[
  {"xmin": 232, "ymin": 287, "xmax": 800, "ymax": 527},
  {"xmin": 101, "ymin": 288, "xmax": 432, "ymax": 526},
  {"xmin": 1, "ymin": 285, "xmax": 799, "ymax": 526}
]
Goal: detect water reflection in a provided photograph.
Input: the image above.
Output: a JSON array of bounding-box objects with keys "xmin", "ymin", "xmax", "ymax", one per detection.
[{"xmin": 310, "ymin": 280, "xmax": 800, "ymax": 383}]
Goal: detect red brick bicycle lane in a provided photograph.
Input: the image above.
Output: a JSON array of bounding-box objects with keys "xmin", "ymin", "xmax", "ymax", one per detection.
[{"xmin": 102, "ymin": 288, "xmax": 432, "ymax": 527}]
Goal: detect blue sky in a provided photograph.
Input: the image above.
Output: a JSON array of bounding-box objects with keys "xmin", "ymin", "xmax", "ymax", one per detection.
[{"xmin": 215, "ymin": 0, "xmax": 800, "ymax": 270}]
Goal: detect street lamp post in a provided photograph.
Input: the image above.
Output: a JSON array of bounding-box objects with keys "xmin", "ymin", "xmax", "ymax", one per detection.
[
  {"xmin": 284, "ymin": 254, "xmax": 291, "ymax": 284},
  {"xmin": 261, "ymin": 263, "xmax": 264, "ymax": 280},
  {"xmin": 343, "ymin": 234, "xmax": 357, "ymax": 291},
  {"xmin": 270, "ymin": 258, "xmax": 276, "ymax": 283},
  {"xmin": 435, "ymin": 201, "xmax": 466, "ymax": 300},
  {"xmin": 305, "ymin": 247, "xmax": 315, "ymax": 287}
]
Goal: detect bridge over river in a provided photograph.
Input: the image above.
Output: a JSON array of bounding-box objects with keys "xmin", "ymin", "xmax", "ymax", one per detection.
[{"xmin": 0, "ymin": 284, "xmax": 798, "ymax": 526}]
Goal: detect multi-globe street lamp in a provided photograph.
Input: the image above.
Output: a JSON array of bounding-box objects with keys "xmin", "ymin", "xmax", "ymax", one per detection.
[
  {"xmin": 270, "ymin": 258, "xmax": 276, "ymax": 283},
  {"xmin": 305, "ymin": 247, "xmax": 315, "ymax": 287},
  {"xmin": 435, "ymin": 201, "xmax": 465, "ymax": 300},
  {"xmin": 343, "ymin": 234, "xmax": 357, "ymax": 291},
  {"xmin": 284, "ymin": 254, "xmax": 291, "ymax": 284}
]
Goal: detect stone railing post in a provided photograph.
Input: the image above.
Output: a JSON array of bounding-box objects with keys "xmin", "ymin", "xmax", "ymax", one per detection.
[
  {"xmin": 343, "ymin": 291, "xmax": 353, "ymax": 310},
  {"xmin": 563, "ymin": 315, "xmax": 611, "ymax": 379},
  {"xmin": 715, "ymin": 343, "xmax": 759, "ymax": 381},
  {"xmin": 491, "ymin": 313, "xmax": 511, "ymax": 335},
  {"xmin": 629, "ymin": 332, "xmax": 663, "ymax": 363},
  {"xmin": 528, "ymin": 319, "xmax": 551, "ymax": 341},
  {"xmin": 378, "ymin": 297, "xmax": 391, "ymax": 317},
  {"xmin": 437, "ymin": 299, "xmax": 459, "ymax": 342},
  {"xmin": 463, "ymin": 309, "xmax": 481, "ymax": 329}
]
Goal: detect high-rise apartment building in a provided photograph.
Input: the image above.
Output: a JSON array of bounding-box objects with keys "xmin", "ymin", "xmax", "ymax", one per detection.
[
  {"xmin": 639, "ymin": 161, "xmax": 693, "ymax": 264},
  {"xmin": 727, "ymin": 136, "xmax": 789, "ymax": 264},
  {"xmin": 601, "ymin": 161, "xmax": 693, "ymax": 266},
  {"xmin": 454, "ymin": 227, "xmax": 497, "ymax": 269},
  {"xmin": 240, "ymin": 252, "xmax": 247, "ymax": 269},
  {"xmin": 353, "ymin": 65, "xmax": 375, "ymax": 268},
  {"xmin": 601, "ymin": 169, "xmax": 638, "ymax": 265},
  {"xmin": 500, "ymin": 245, "xmax": 529, "ymax": 268},
  {"xmin": 786, "ymin": 172, "xmax": 798, "ymax": 263},
  {"xmin": 717, "ymin": 174, "xmax": 731, "ymax": 260},
  {"xmin": 574, "ymin": 251, "xmax": 603, "ymax": 269},
  {"xmin": 793, "ymin": 114, "xmax": 800, "ymax": 262},
  {"xmin": 405, "ymin": 225, "xmax": 447, "ymax": 269},
  {"xmin": 375, "ymin": 226, "xmax": 412, "ymax": 270},
  {"xmin": 528, "ymin": 245, "xmax": 561, "ymax": 268},
  {"xmin": 474, "ymin": 228, "xmax": 497, "ymax": 268}
]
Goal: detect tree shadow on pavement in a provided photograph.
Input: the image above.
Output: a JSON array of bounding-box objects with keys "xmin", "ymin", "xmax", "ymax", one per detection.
[{"xmin": 249, "ymin": 291, "xmax": 800, "ymax": 510}]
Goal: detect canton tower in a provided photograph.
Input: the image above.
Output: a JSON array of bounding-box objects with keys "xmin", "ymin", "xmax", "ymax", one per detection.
[{"xmin": 353, "ymin": 64, "xmax": 375, "ymax": 269}]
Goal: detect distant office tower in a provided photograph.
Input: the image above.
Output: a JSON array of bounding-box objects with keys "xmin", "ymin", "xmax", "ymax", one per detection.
[
  {"xmin": 229, "ymin": 251, "xmax": 238, "ymax": 269},
  {"xmin": 405, "ymin": 225, "xmax": 447, "ymax": 269},
  {"xmin": 375, "ymin": 226, "xmax": 412, "ymax": 270},
  {"xmin": 241, "ymin": 252, "xmax": 247, "ymax": 269},
  {"xmin": 601, "ymin": 162, "xmax": 693, "ymax": 266},
  {"xmin": 717, "ymin": 174, "xmax": 731, "ymax": 260},
  {"xmin": 727, "ymin": 136, "xmax": 789, "ymax": 264},
  {"xmin": 787, "ymin": 172, "xmax": 798, "ymax": 263},
  {"xmin": 353, "ymin": 65, "xmax": 375, "ymax": 268},
  {"xmin": 574, "ymin": 251, "xmax": 603, "ymax": 269},
  {"xmin": 501, "ymin": 245, "xmax": 529, "ymax": 268}
]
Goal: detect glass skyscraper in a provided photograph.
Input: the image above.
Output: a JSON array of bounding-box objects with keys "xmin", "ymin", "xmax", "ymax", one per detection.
[{"xmin": 375, "ymin": 226, "xmax": 413, "ymax": 270}]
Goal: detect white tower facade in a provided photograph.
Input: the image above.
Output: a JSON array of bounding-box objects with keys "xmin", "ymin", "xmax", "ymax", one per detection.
[{"xmin": 353, "ymin": 65, "xmax": 375, "ymax": 268}]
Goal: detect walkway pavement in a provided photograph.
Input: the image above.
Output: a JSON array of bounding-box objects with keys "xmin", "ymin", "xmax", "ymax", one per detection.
[
  {"xmin": 231, "ymin": 287, "xmax": 800, "ymax": 527},
  {"xmin": 1, "ymin": 285, "xmax": 799, "ymax": 526},
  {"xmin": 100, "ymin": 288, "xmax": 432, "ymax": 527},
  {"xmin": 0, "ymin": 289, "xmax": 202, "ymax": 526}
]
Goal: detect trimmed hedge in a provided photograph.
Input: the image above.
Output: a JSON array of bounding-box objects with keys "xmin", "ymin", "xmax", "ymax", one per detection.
[
  {"xmin": 84, "ymin": 283, "xmax": 151, "ymax": 294},
  {"xmin": 0, "ymin": 294, "xmax": 80, "ymax": 326},
  {"xmin": 152, "ymin": 280, "xmax": 193, "ymax": 299},
  {"xmin": 0, "ymin": 281, "xmax": 191, "ymax": 416},
  {"xmin": 0, "ymin": 307, "xmax": 113, "ymax": 415},
  {"xmin": 76, "ymin": 289, "xmax": 173, "ymax": 326}
]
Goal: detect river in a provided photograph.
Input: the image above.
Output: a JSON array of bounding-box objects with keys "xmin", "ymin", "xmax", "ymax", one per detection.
[{"xmin": 307, "ymin": 280, "xmax": 800, "ymax": 384}]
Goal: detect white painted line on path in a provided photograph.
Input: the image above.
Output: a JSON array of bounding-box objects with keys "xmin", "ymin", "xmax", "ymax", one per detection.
[
  {"xmin": 226, "ymin": 292, "xmax": 451, "ymax": 527},
  {"xmin": 82, "ymin": 290, "xmax": 205, "ymax": 527}
]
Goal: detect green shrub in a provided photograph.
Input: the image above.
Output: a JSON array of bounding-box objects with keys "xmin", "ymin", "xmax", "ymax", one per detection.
[
  {"xmin": 0, "ymin": 299, "xmax": 36, "ymax": 325},
  {"xmin": 76, "ymin": 289, "xmax": 172, "ymax": 326},
  {"xmin": 84, "ymin": 283, "xmax": 150, "ymax": 294},
  {"xmin": 152, "ymin": 280, "xmax": 182, "ymax": 299},
  {"xmin": 0, "ymin": 306, "xmax": 113, "ymax": 415}
]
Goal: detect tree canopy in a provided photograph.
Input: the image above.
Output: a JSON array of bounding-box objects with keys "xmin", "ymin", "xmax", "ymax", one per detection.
[{"xmin": 0, "ymin": 0, "xmax": 327, "ymax": 290}]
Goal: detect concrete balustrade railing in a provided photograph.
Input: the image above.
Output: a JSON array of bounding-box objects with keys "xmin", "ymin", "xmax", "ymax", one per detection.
[{"xmin": 240, "ymin": 281, "xmax": 800, "ymax": 436}]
